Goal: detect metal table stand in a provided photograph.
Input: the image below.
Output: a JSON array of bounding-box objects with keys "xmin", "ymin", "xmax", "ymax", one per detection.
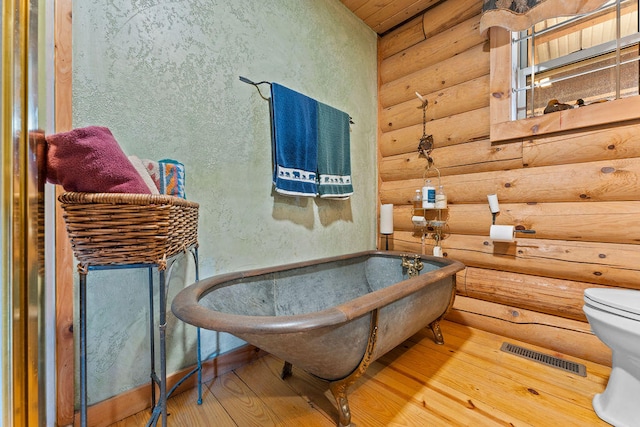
[{"xmin": 78, "ymin": 245, "xmax": 202, "ymax": 427}]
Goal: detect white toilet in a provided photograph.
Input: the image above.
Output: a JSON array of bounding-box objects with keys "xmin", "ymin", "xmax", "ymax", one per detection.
[{"xmin": 583, "ymin": 287, "xmax": 640, "ymax": 427}]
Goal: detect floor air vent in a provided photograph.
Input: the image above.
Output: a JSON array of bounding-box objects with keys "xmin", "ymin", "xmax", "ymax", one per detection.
[{"xmin": 500, "ymin": 342, "xmax": 587, "ymax": 377}]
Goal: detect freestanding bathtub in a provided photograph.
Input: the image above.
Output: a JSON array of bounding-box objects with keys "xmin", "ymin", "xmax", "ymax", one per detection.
[{"xmin": 172, "ymin": 250, "xmax": 465, "ymax": 426}]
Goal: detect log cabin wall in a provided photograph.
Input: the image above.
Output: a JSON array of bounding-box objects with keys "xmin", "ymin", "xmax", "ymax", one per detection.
[{"xmin": 377, "ymin": 0, "xmax": 640, "ymax": 366}]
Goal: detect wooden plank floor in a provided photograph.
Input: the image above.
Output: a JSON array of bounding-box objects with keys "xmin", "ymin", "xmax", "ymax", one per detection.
[{"xmin": 110, "ymin": 320, "xmax": 611, "ymax": 426}]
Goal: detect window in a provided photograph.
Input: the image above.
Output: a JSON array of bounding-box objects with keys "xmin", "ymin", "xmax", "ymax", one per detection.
[{"xmin": 512, "ymin": 0, "xmax": 640, "ymax": 119}]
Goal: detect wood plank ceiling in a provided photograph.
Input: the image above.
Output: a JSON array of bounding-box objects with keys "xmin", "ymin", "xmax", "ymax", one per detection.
[
  {"xmin": 340, "ymin": 0, "xmax": 442, "ymax": 35},
  {"xmin": 343, "ymin": 0, "xmax": 639, "ymax": 67}
]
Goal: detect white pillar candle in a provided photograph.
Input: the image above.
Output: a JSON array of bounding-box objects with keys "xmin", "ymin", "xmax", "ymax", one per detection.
[
  {"xmin": 380, "ymin": 204, "xmax": 394, "ymax": 234},
  {"xmin": 487, "ymin": 194, "xmax": 500, "ymax": 213}
]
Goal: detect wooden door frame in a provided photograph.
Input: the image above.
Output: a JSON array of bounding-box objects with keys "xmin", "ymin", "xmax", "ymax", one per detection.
[{"xmin": 54, "ymin": 0, "xmax": 75, "ymax": 425}]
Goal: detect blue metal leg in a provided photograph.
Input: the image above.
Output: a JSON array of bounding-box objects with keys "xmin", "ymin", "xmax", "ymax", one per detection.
[
  {"xmin": 190, "ymin": 247, "xmax": 203, "ymax": 405},
  {"xmin": 159, "ymin": 268, "xmax": 168, "ymax": 427},
  {"xmin": 148, "ymin": 267, "xmax": 156, "ymax": 411},
  {"xmin": 197, "ymin": 327, "xmax": 202, "ymax": 405},
  {"xmin": 79, "ymin": 269, "xmax": 88, "ymax": 427},
  {"xmin": 163, "ymin": 248, "xmax": 203, "ymax": 407}
]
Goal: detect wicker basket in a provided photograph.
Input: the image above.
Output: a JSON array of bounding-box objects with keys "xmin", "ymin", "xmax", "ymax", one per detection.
[{"xmin": 58, "ymin": 192, "xmax": 199, "ymax": 266}]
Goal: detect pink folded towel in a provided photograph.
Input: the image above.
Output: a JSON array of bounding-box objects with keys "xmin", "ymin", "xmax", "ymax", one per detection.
[
  {"xmin": 128, "ymin": 155, "xmax": 160, "ymax": 194},
  {"xmin": 142, "ymin": 159, "xmax": 161, "ymax": 191},
  {"xmin": 46, "ymin": 126, "xmax": 151, "ymax": 194}
]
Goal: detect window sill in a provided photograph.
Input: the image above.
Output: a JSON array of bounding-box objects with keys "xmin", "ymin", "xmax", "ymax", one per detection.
[{"xmin": 490, "ymin": 96, "xmax": 640, "ymax": 143}]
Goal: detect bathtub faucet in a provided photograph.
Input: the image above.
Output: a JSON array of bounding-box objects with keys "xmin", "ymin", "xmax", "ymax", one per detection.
[{"xmin": 401, "ymin": 254, "xmax": 424, "ymax": 278}]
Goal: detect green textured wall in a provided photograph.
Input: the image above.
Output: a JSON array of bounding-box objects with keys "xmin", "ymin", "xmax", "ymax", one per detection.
[{"xmin": 72, "ymin": 0, "xmax": 377, "ymax": 404}]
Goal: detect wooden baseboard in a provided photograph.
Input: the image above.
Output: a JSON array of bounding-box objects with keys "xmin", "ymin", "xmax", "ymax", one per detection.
[{"xmin": 73, "ymin": 344, "xmax": 267, "ymax": 427}]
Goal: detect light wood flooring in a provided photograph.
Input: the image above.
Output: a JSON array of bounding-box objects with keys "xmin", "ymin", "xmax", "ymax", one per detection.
[{"xmin": 111, "ymin": 320, "xmax": 611, "ymax": 426}]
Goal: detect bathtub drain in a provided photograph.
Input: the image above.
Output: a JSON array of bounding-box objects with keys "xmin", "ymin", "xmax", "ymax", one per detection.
[{"xmin": 500, "ymin": 342, "xmax": 587, "ymax": 377}]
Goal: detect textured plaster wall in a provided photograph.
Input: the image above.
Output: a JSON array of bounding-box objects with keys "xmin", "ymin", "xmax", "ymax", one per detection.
[{"xmin": 72, "ymin": 0, "xmax": 378, "ymax": 404}]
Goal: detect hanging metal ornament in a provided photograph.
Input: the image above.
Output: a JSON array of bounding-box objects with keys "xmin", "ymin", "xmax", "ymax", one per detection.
[{"xmin": 416, "ymin": 92, "xmax": 433, "ymax": 164}]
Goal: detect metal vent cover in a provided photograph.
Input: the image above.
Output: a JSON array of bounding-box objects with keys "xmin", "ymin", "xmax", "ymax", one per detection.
[{"xmin": 500, "ymin": 342, "xmax": 587, "ymax": 377}]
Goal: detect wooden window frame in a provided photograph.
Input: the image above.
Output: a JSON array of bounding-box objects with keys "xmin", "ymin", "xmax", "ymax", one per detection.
[{"xmin": 489, "ymin": 26, "xmax": 640, "ymax": 143}]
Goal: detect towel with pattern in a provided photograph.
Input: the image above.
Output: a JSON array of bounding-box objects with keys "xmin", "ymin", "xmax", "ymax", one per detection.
[
  {"xmin": 270, "ymin": 83, "xmax": 319, "ymax": 197},
  {"xmin": 159, "ymin": 159, "xmax": 186, "ymax": 198},
  {"xmin": 317, "ymin": 102, "xmax": 352, "ymax": 199},
  {"xmin": 141, "ymin": 158, "xmax": 185, "ymax": 198},
  {"xmin": 128, "ymin": 155, "xmax": 160, "ymax": 194},
  {"xmin": 141, "ymin": 159, "xmax": 161, "ymax": 191}
]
